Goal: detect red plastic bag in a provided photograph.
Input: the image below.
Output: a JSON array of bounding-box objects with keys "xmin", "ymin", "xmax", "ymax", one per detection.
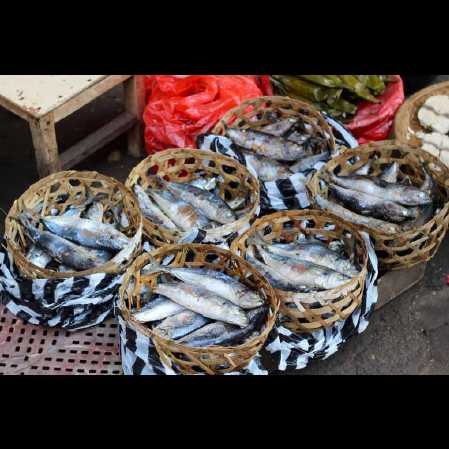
[
  {"xmin": 143, "ymin": 75, "xmax": 270, "ymax": 153},
  {"xmin": 346, "ymin": 75, "xmax": 404, "ymax": 144}
]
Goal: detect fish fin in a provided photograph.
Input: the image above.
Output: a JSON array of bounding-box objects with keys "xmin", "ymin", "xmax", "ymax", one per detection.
[{"xmin": 141, "ymin": 256, "xmax": 164, "ymax": 276}]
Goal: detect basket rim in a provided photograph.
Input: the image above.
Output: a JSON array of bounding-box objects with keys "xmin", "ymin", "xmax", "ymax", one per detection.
[
  {"xmin": 125, "ymin": 148, "xmax": 260, "ymax": 243},
  {"xmin": 230, "ymin": 208, "xmax": 369, "ymax": 302},
  {"xmin": 308, "ymin": 139, "xmax": 449, "ymax": 238},
  {"xmin": 4, "ymin": 170, "xmax": 143, "ymax": 280},
  {"xmin": 394, "ymin": 80, "xmax": 449, "ymax": 146},
  {"xmin": 118, "ymin": 243, "xmax": 279, "ymax": 354},
  {"xmin": 211, "ymin": 95, "xmax": 337, "ymax": 151}
]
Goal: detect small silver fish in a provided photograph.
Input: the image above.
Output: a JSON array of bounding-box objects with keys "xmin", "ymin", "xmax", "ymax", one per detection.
[
  {"xmin": 41, "ymin": 216, "xmax": 130, "ymax": 252},
  {"xmin": 134, "ymin": 185, "xmax": 178, "ymax": 231},
  {"xmin": 154, "ymin": 310, "xmax": 209, "ymax": 340},
  {"xmin": 132, "ymin": 296, "xmax": 185, "ymax": 323},
  {"xmin": 379, "ymin": 162, "xmax": 399, "ymax": 183},
  {"xmin": 144, "ymin": 264, "xmax": 264, "ymax": 309},
  {"xmin": 163, "ymin": 180, "xmax": 236, "ymax": 225},
  {"xmin": 178, "ymin": 306, "xmax": 267, "ymax": 347},
  {"xmin": 329, "ymin": 184, "xmax": 418, "ymax": 223},
  {"xmin": 149, "ymin": 189, "xmax": 210, "ymax": 231},
  {"xmin": 226, "ymin": 128, "xmax": 309, "ymax": 161},
  {"xmin": 252, "ymin": 235, "xmax": 359, "ymax": 277},
  {"xmin": 255, "ymin": 245, "xmax": 351, "ymax": 291},
  {"xmin": 315, "ymin": 195, "xmax": 400, "ymax": 234},
  {"xmin": 290, "ymin": 151, "xmax": 330, "ymax": 173},
  {"xmin": 259, "ymin": 117, "xmax": 298, "ymax": 136},
  {"xmin": 242, "ymin": 150, "xmax": 292, "ymax": 182},
  {"xmin": 154, "ymin": 281, "xmax": 249, "ymax": 328},
  {"xmin": 19, "ymin": 213, "xmax": 108, "ymax": 271},
  {"xmin": 329, "ymin": 174, "xmax": 432, "ymax": 206}
]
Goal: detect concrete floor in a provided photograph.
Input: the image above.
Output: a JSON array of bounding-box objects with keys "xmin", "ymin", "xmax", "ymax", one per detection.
[{"xmin": 0, "ymin": 77, "xmax": 448, "ymax": 375}]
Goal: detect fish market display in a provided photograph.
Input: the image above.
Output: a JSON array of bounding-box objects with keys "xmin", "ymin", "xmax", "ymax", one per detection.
[
  {"xmin": 271, "ymin": 75, "xmax": 397, "ymax": 122},
  {"xmin": 415, "ymin": 95, "xmax": 449, "ymax": 166},
  {"xmin": 16, "ymin": 192, "xmax": 133, "ymax": 273},
  {"xmin": 317, "ymin": 161, "xmax": 439, "ymax": 233},
  {"xmin": 129, "ymin": 261, "xmax": 268, "ymax": 348}
]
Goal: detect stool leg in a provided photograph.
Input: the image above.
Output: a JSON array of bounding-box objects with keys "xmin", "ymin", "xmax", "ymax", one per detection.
[
  {"xmin": 29, "ymin": 113, "xmax": 61, "ymax": 178},
  {"xmin": 124, "ymin": 75, "xmax": 146, "ymax": 157}
]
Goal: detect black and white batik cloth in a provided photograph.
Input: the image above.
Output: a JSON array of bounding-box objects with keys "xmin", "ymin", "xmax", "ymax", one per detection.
[
  {"xmin": 265, "ymin": 232, "xmax": 379, "ymax": 371},
  {"xmin": 0, "ymin": 242, "xmax": 121, "ymax": 331},
  {"xmin": 118, "ymin": 315, "xmax": 274, "ymax": 375},
  {"xmin": 197, "ymin": 114, "xmax": 358, "ymax": 213}
]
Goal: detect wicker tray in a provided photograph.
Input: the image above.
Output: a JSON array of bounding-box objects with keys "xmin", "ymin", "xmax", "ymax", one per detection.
[
  {"xmin": 308, "ymin": 140, "xmax": 449, "ymax": 270},
  {"xmin": 231, "ymin": 210, "xmax": 368, "ymax": 332},
  {"xmin": 126, "ymin": 148, "xmax": 260, "ymax": 247},
  {"xmin": 118, "ymin": 244, "xmax": 280, "ymax": 375}
]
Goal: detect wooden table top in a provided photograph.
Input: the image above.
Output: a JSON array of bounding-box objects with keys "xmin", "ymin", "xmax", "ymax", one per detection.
[{"xmin": 0, "ymin": 75, "xmax": 107, "ymax": 119}]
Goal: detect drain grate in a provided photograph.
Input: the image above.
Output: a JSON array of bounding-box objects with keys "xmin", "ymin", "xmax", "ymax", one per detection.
[{"xmin": 0, "ymin": 304, "xmax": 122, "ymax": 375}]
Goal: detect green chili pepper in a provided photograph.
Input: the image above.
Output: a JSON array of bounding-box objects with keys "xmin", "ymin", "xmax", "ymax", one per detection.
[
  {"xmin": 338, "ymin": 75, "xmax": 380, "ymax": 103},
  {"xmin": 296, "ymin": 75, "xmax": 343, "ymax": 88}
]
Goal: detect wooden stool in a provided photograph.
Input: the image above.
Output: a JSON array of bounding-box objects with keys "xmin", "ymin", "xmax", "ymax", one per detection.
[{"xmin": 0, "ymin": 75, "xmax": 146, "ymax": 178}]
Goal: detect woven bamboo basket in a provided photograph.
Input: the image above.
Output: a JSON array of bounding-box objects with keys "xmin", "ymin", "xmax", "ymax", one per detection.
[
  {"xmin": 394, "ymin": 80, "xmax": 449, "ymax": 166},
  {"xmin": 212, "ymin": 95, "xmax": 336, "ymax": 153},
  {"xmin": 307, "ymin": 140, "xmax": 449, "ymax": 270},
  {"xmin": 4, "ymin": 171, "xmax": 143, "ymax": 280},
  {"xmin": 118, "ymin": 244, "xmax": 279, "ymax": 375},
  {"xmin": 231, "ymin": 210, "xmax": 368, "ymax": 333},
  {"xmin": 125, "ymin": 148, "xmax": 260, "ymax": 247}
]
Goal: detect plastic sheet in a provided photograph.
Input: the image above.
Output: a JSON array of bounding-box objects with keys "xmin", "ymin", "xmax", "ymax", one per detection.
[
  {"xmin": 347, "ymin": 75, "xmax": 404, "ymax": 144},
  {"xmin": 143, "ymin": 76, "xmax": 269, "ymax": 153}
]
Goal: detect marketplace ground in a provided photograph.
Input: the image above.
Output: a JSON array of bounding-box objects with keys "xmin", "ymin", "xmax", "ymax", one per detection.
[{"xmin": 0, "ymin": 76, "xmax": 448, "ymax": 375}]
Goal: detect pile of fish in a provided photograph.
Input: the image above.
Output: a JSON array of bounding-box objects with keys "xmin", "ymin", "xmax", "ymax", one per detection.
[
  {"xmin": 130, "ymin": 262, "xmax": 267, "ymax": 348},
  {"xmin": 223, "ymin": 111, "xmax": 333, "ymax": 182},
  {"xmin": 316, "ymin": 160, "xmax": 437, "ymax": 234},
  {"xmin": 415, "ymin": 95, "xmax": 449, "ymax": 167},
  {"xmin": 16, "ymin": 194, "xmax": 131, "ymax": 272},
  {"xmin": 271, "ymin": 75, "xmax": 396, "ymax": 121},
  {"xmin": 244, "ymin": 233, "xmax": 360, "ymax": 295},
  {"xmin": 134, "ymin": 175, "xmax": 247, "ymax": 235}
]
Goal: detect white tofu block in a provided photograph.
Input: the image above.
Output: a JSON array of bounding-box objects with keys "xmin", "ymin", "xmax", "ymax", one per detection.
[
  {"xmin": 417, "ymin": 131, "xmax": 449, "ymax": 152},
  {"xmin": 418, "ymin": 107, "xmax": 449, "ymax": 134},
  {"xmin": 423, "ymin": 95, "xmax": 449, "ymax": 117}
]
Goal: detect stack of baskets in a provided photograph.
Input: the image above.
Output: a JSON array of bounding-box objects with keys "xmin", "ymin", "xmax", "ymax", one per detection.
[{"xmin": 1, "ymin": 171, "xmax": 143, "ymax": 330}]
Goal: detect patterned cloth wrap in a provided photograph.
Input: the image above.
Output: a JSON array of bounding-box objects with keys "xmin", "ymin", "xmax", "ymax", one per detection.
[
  {"xmin": 0, "ymin": 241, "xmax": 121, "ymax": 331},
  {"xmin": 120, "ymin": 233, "xmax": 378, "ymax": 375},
  {"xmin": 197, "ymin": 114, "xmax": 358, "ymax": 213}
]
